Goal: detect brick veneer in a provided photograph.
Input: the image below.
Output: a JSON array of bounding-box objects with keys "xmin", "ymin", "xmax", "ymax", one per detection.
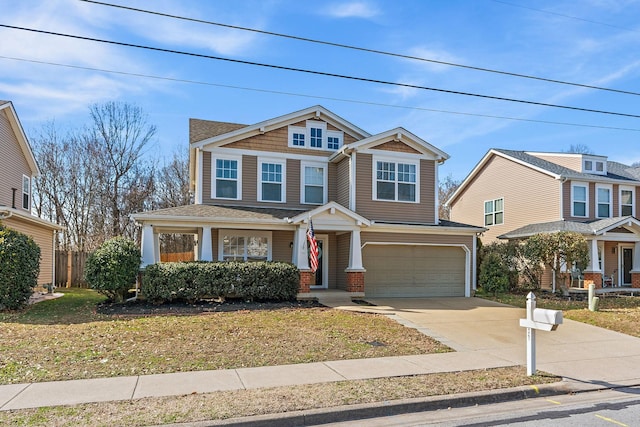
[
  {"xmin": 632, "ymin": 273, "xmax": 640, "ymax": 288},
  {"xmin": 298, "ymin": 271, "xmax": 314, "ymax": 293},
  {"xmin": 346, "ymin": 271, "xmax": 365, "ymax": 292},
  {"xmin": 583, "ymin": 272, "xmax": 603, "ymax": 289}
]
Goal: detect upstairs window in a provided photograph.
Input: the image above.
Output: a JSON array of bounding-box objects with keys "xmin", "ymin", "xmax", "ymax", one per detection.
[
  {"xmin": 288, "ymin": 121, "xmax": 343, "ymax": 151},
  {"xmin": 258, "ymin": 159, "xmax": 285, "ymax": 202},
  {"xmin": 22, "ymin": 175, "xmax": 30, "ymax": 210},
  {"xmin": 596, "ymin": 185, "xmax": 611, "ymax": 218},
  {"xmin": 213, "ymin": 157, "xmax": 241, "ymax": 200},
  {"xmin": 620, "ymin": 187, "xmax": 635, "ymax": 216},
  {"xmin": 484, "ymin": 198, "xmax": 504, "ymax": 226},
  {"xmin": 302, "ymin": 162, "xmax": 326, "ymax": 205},
  {"xmin": 571, "ymin": 183, "xmax": 588, "ymax": 217},
  {"xmin": 374, "ymin": 159, "xmax": 418, "ymax": 203}
]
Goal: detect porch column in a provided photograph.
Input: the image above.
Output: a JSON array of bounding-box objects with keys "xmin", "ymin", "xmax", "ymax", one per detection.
[
  {"xmin": 140, "ymin": 225, "xmax": 155, "ymax": 267},
  {"xmin": 630, "ymin": 242, "xmax": 640, "ymax": 288},
  {"xmin": 345, "ymin": 228, "xmax": 366, "ymax": 293},
  {"xmin": 200, "ymin": 226, "xmax": 213, "ymax": 262},
  {"xmin": 294, "ymin": 225, "xmax": 312, "ymax": 293},
  {"xmin": 583, "ymin": 239, "xmax": 602, "ymax": 289}
]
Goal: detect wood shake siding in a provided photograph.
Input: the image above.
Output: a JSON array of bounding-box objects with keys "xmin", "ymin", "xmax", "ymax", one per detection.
[
  {"xmin": 450, "ymin": 155, "xmax": 560, "ymax": 242},
  {"xmin": 336, "ymin": 158, "xmax": 350, "ymax": 208},
  {"xmin": 355, "ymin": 154, "xmax": 436, "ymax": 223},
  {"xmin": 0, "ymin": 110, "xmax": 32, "ymax": 210},
  {"xmin": 3, "ymin": 217, "xmax": 54, "ymax": 284},
  {"xmin": 375, "ymin": 141, "xmax": 421, "ymax": 154},
  {"xmin": 529, "ymin": 153, "xmax": 582, "ymax": 172},
  {"xmin": 224, "ymin": 125, "xmax": 332, "ymax": 157}
]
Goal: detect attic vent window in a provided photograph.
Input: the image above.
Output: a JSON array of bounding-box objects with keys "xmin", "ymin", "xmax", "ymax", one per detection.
[
  {"xmin": 596, "ymin": 161, "xmax": 604, "ymax": 172},
  {"xmin": 288, "ymin": 121, "xmax": 343, "ymax": 151},
  {"xmin": 584, "ymin": 160, "xmax": 593, "ymax": 171}
]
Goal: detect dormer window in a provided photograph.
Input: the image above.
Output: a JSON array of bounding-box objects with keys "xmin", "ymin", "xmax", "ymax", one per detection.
[
  {"xmin": 288, "ymin": 121, "xmax": 343, "ymax": 151},
  {"xmin": 582, "ymin": 156, "xmax": 607, "ymax": 175}
]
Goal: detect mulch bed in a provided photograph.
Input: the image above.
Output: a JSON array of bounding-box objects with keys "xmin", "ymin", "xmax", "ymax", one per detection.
[{"xmin": 97, "ymin": 298, "xmax": 325, "ymax": 316}]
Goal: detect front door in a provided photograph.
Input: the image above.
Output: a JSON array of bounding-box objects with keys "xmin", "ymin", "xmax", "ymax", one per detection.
[
  {"xmin": 623, "ymin": 247, "xmax": 633, "ymax": 285},
  {"xmin": 310, "ymin": 234, "xmax": 328, "ymax": 289}
]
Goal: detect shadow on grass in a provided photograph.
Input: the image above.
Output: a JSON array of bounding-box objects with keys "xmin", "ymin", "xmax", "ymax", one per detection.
[{"xmin": 0, "ymin": 288, "xmax": 108, "ymax": 325}]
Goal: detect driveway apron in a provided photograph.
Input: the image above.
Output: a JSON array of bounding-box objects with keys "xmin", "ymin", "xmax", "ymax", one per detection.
[{"xmin": 363, "ymin": 297, "xmax": 640, "ymax": 388}]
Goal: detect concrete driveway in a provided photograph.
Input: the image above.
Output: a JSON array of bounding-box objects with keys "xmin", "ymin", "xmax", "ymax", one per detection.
[{"xmin": 361, "ymin": 297, "xmax": 640, "ymax": 389}]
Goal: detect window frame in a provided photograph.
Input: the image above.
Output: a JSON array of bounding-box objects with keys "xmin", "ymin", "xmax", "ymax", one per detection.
[
  {"xmin": 288, "ymin": 121, "xmax": 342, "ymax": 151},
  {"xmin": 596, "ymin": 184, "xmax": 612, "ymax": 218},
  {"xmin": 484, "ymin": 197, "xmax": 504, "ymax": 226},
  {"xmin": 218, "ymin": 229, "xmax": 272, "ymax": 262},
  {"xmin": 372, "ymin": 156, "xmax": 420, "ymax": 204},
  {"xmin": 212, "ymin": 154, "xmax": 242, "ymax": 200},
  {"xmin": 257, "ymin": 157, "xmax": 286, "ymax": 203},
  {"xmin": 620, "ymin": 186, "xmax": 635, "ymax": 217},
  {"xmin": 22, "ymin": 174, "xmax": 30, "ymax": 210},
  {"xmin": 300, "ymin": 161, "xmax": 328, "ymax": 205},
  {"xmin": 571, "ymin": 182, "xmax": 588, "ymax": 218}
]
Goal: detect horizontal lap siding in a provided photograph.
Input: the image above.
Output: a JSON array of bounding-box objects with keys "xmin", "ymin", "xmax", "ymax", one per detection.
[
  {"xmin": 530, "ymin": 154, "xmax": 581, "ymax": 172},
  {"xmin": 336, "ymin": 233, "xmax": 349, "ymax": 290},
  {"xmin": 355, "ymin": 154, "xmax": 436, "ymax": 224},
  {"xmin": 3, "ymin": 217, "xmax": 54, "ymax": 285},
  {"xmin": 0, "ymin": 110, "xmax": 32, "ymax": 211},
  {"xmin": 336, "ymin": 159, "xmax": 350, "ymax": 208},
  {"xmin": 450, "ymin": 155, "xmax": 559, "ymax": 242},
  {"xmin": 271, "ymin": 230, "xmax": 294, "ymax": 262}
]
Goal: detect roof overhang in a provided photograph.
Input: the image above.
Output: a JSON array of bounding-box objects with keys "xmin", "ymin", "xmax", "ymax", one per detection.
[
  {"xmin": 342, "ymin": 127, "xmax": 449, "ymax": 162},
  {"xmin": 288, "ymin": 201, "xmax": 371, "ymax": 228},
  {"xmin": 0, "ymin": 208, "xmax": 65, "ymax": 231}
]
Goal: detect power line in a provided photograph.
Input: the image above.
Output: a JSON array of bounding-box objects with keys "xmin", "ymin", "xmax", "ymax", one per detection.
[
  {"xmin": 492, "ymin": 0, "xmax": 640, "ymax": 33},
  {"xmin": 80, "ymin": 0, "xmax": 640, "ymax": 97},
  {"xmin": 3, "ymin": 55, "xmax": 640, "ymax": 133},
  {"xmin": 3, "ymin": 24, "xmax": 640, "ymax": 120}
]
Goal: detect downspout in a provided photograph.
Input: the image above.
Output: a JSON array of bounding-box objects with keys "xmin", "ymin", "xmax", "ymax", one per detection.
[{"xmin": 558, "ymin": 176, "xmax": 567, "ymax": 220}]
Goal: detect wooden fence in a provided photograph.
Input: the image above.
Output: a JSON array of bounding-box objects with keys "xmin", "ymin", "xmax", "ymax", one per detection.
[
  {"xmin": 55, "ymin": 250, "xmax": 89, "ymax": 287},
  {"xmin": 160, "ymin": 251, "xmax": 194, "ymax": 262}
]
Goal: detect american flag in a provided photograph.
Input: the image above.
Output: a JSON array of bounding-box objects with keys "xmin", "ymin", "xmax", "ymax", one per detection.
[{"xmin": 307, "ymin": 220, "xmax": 319, "ymax": 273}]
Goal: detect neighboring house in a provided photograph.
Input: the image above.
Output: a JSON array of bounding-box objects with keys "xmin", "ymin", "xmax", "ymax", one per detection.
[
  {"xmin": 132, "ymin": 106, "xmax": 483, "ymax": 298},
  {"xmin": 448, "ymin": 149, "xmax": 640, "ymax": 289},
  {"xmin": 0, "ymin": 101, "xmax": 64, "ymax": 286}
]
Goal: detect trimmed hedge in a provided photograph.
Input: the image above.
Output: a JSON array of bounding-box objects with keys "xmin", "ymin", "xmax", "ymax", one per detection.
[
  {"xmin": 0, "ymin": 225, "xmax": 41, "ymax": 310},
  {"xmin": 142, "ymin": 261, "xmax": 300, "ymax": 304},
  {"xmin": 84, "ymin": 237, "xmax": 141, "ymax": 303}
]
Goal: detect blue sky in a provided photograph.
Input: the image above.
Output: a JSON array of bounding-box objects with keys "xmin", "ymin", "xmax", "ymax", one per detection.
[{"xmin": 1, "ymin": 0, "xmax": 640, "ymax": 181}]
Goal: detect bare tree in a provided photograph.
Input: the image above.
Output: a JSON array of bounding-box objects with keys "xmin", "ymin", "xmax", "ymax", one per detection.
[
  {"xmin": 438, "ymin": 174, "xmax": 460, "ymax": 220},
  {"xmin": 89, "ymin": 101, "xmax": 156, "ymax": 239},
  {"xmin": 563, "ymin": 144, "xmax": 594, "ymax": 154}
]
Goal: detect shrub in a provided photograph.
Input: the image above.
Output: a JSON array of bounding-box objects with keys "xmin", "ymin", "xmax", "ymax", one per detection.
[
  {"xmin": 84, "ymin": 237, "xmax": 140, "ymax": 302},
  {"xmin": 0, "ymin": 225, "xmax": 41, "ymax": 310},
  {"xmin": 479, "ymin": 252, "xmax": 510, "ymax": 296},
  {"xmin": 142, "ymin": 261, "xmax": 299, "ymax": 304}
]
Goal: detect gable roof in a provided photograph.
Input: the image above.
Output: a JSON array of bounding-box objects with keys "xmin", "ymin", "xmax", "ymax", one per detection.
[
  {"xmin": 498, "ymin": 216, "xmax": 640, "ymax": 239},
  {"xmin": 0, "ymin": 101, "xmax": 39, "ymax": 176},
  {"xmin": 447, "ymin": 148, "xmax": 640, "ymax": 207},
  {"xmin": 333, "ymin": 127, "xmax": 449, "ymax": 162},
  {"xmin": 190, "ymin": 105, "xmax": 371, "ymax": 149}
]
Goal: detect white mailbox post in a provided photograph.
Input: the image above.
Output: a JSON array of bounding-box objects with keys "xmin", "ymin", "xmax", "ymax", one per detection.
[{"xmin": 519, "ymin": 292, "xmax": 563, "ymax": 376}]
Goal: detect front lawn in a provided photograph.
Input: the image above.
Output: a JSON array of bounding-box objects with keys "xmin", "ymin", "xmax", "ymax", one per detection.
[
  {"xmin": 478, "ymin": 290, "xmax": 640, "ymax": 338},
  {"xmin": 0, "ymin": 289, "xmax": 449, "ymax": 384}
]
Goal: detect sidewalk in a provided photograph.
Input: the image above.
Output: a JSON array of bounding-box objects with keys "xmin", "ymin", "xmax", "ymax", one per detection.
[{"xmin": 0, "ymin": 351, "xmax": 517, "ymax": 411}]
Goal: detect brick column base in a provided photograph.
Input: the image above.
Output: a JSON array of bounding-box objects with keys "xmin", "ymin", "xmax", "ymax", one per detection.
[
  {"xmin": 346, "ymin": 271, "xmax": 365, "ymax": 293},
  {"xmin": 632, "ymin": 272, "xmax": 640, "ymax": 288},
  {"xmin": 583, "ymin": 272, "xmax": 602, "ymax": 289},
  {"xmin": 298, "ymin": 271, "xmax": 314, "ymax": 293}
]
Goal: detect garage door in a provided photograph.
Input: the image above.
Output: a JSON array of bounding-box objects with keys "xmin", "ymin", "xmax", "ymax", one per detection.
[{"xmin": 363, "ymin": 245, "xmax": 466, "ymax": 297}]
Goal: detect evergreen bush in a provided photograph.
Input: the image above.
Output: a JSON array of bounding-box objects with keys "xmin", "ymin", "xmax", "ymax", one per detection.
[
  {"xmin": 84, "ymin": 237, "xmax": 140, "ymax": 302},
  {"xmin": 0, "ymin": 225, "xmax": 41, "ymax": 310}
]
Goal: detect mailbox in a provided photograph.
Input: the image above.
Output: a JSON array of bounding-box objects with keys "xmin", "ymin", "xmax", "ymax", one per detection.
[{"xmin": 533, "ymin": 308, "xmax": 563, "ymax": 330}]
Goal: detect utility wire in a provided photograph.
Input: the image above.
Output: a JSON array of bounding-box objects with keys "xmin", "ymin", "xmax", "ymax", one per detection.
[
  {"xmin": 2, "ymin": 24, "xmax": 640, "ymax": 120},
  {"xmin": 3, "ymin": 55, "xmax": 640, "ymax": 133},
  {"xmin": 80, "ymin": 0, "xmax": 640, "ymax": 97},
  {"xmin": 492, "ymin": 0, "xmax": 640, "ymax": 33}
]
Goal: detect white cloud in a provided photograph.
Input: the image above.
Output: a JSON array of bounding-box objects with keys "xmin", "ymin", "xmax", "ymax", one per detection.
[{"xmin": 325, "ymin": 1, "xmax": 380, "ymax": 19}]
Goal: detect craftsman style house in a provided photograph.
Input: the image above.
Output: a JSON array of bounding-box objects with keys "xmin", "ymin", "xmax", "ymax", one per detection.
[
  {"xmin": 133, "ymin": 106, "xmax": 483, "ymax": 297},
  {"xmin": 0, "ymin": 101, "xmax": 63, "ymax": 285},
  {"xmin": 448, "ymin": 149, "xmax": 640, "ymax": 289}
]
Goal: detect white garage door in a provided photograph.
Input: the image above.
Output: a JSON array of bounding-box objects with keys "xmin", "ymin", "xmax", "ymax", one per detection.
[{"xmin": 363, "ymin": 245, "xmax": 466, "ymax": 297}]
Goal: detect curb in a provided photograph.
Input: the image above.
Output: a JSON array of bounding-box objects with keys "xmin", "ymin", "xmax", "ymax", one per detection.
[{"xmin": 154, "ymin": 381, "xmax": 573, "ymax": 427}]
